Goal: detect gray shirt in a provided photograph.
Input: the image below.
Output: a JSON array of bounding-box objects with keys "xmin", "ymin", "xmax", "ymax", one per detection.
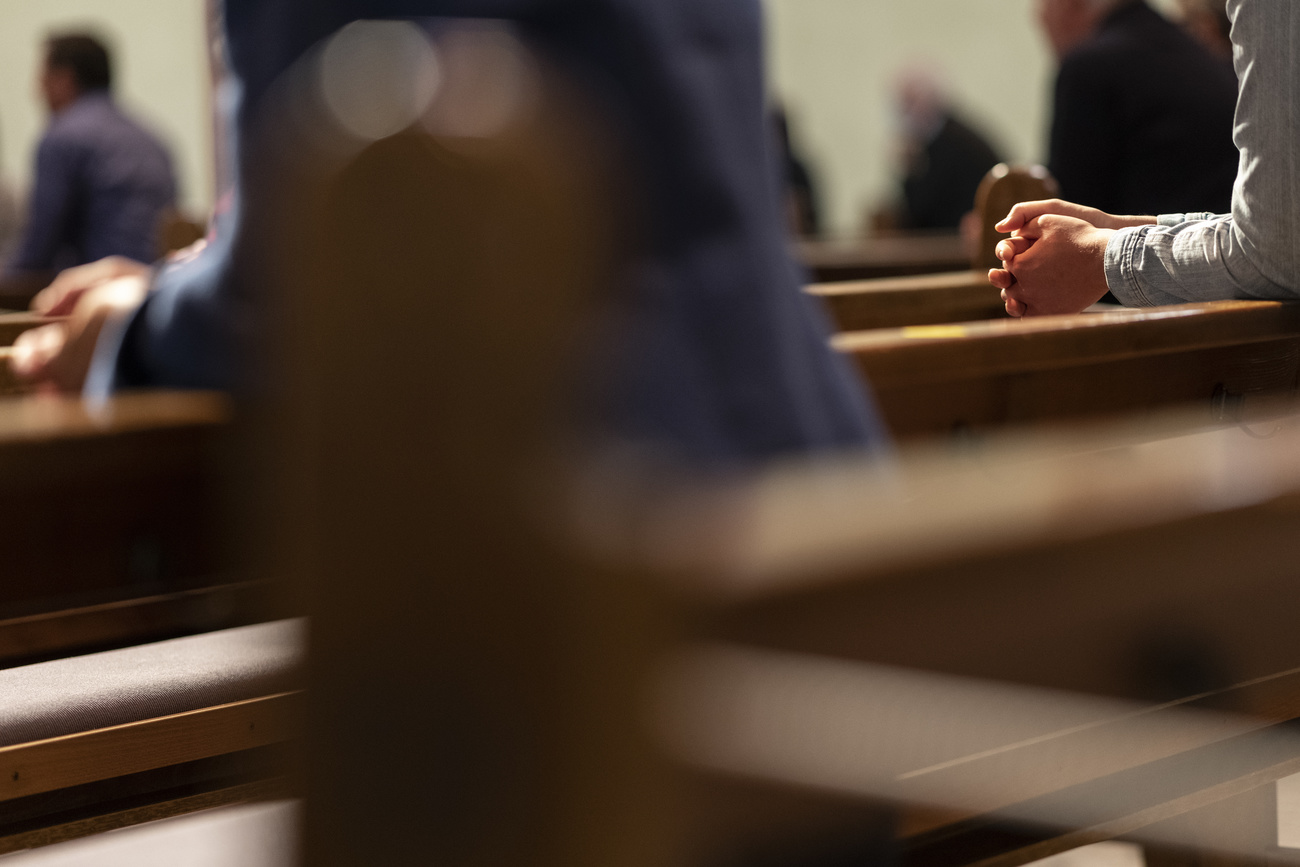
[{"xmin": 1104, "ymin": 0, "xmax": 1300, "ymax": 306}]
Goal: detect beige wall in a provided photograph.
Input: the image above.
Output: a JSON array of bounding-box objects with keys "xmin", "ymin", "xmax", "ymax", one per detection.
[
  {"xmin": 765, "ymin": 0, "xmax": 1055, "ymax": 238},
  {"xmin": 0, "ymin": 0, "xmax": 211, "ymax": 219}
]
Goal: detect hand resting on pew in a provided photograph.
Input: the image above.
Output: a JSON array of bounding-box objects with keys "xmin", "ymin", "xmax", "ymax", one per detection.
[
  {"xmin": 10, "ymin": 257, "xmax": 151, "ymax": 392},
  {"xmin": 987, "ymin": 199, "xmax": 1156, "ymax": 318}
]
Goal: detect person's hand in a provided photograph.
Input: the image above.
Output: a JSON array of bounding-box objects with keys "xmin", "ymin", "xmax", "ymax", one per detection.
[
  {"xmin": 995, "ymin": 199, "xmax": 1155, "ymax": 235},
  {"xmin": 29, "ymin": 256, "xmax": 151, "ymax": 317},
  {"xmin": 988, "ymin": 215, "xmax": 1114, "ymax": 317},
  {"xmin": 11, "ymin": 274, "xmax": 150, "ymax": 392}
]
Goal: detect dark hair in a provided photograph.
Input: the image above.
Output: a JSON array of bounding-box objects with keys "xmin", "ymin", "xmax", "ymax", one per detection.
[{"xmin": 45, "ymin": 33, "xmax": 112, "ymax": 93}]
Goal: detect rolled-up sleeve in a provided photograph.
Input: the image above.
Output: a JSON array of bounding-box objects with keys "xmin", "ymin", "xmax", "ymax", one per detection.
[{"xmin": 1103, "ymin": 0, "xmax": 1300, "ymax": 307}]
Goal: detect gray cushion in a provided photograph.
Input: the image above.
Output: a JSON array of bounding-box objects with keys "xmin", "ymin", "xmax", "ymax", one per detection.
[
  {"xmin": 0, "ymin": 801, "xmax": 297, "ymax": 866},
  {"xmin": 0, "ymin": 620, "xmax": 304, "ymax": 747}
]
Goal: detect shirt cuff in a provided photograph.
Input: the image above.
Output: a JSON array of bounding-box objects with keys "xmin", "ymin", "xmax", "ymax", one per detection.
[
  {"xmin": 1103, "ymin": 225, "xmax": 1157, "ymax": 308},
  {"xmin": 1157, "ymin": 212, "xmax": 1216, "ymax": 227}
]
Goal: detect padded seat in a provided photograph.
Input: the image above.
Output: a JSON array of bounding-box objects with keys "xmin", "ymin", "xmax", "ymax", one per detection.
[{"xmin": 0, "ymin": 620, "xmax": 304, "ymax": 747}]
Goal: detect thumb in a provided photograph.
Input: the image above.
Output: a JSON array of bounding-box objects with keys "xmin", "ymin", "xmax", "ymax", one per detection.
[{"xmin": 1014, "ymin": 216, "xmax": 1044, "ymax": 241}]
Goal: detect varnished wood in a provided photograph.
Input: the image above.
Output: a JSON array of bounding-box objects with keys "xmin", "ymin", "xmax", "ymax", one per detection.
[
  {"xmin": 0, "ymin": 582, "xmax": 271, "ymax": 668},
  {"xmin": 798, "ymin": 233, "xmax": 969, "ymax": 283},
  {"xmin": 835, "ymin": 300, "xmax": 1300, "ymax": 440},
  {"xmin": 649, "ymin": 410, "xmax": 1300, "ymax": 863},
  {"xmin": 810, "ymin": 270, "xmax": 1006, "ymax": 331},
  {"xmin": 0, "ymin": 392, "xmax": 230, "ymax": 616},
  {"xmin": 0, "ymin": 693, "xmax": 297, "ymax": 803},
  {"xmin": 280, "ymin": 41, "xmax": 669, "ymax": 867},
  {"xmin": 972, "ymin": 165, "xmax": 1059, "ymax": 271},
  {"xmin": 804, "ymin": 165, "xmax": 1055, "ymax": 328}
]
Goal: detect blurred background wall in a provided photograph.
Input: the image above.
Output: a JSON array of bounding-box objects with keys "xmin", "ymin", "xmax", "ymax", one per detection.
[
  {"xmin": 765, "ymin": 0, "xmax": 1053, "ymax": 239},
  {"xmin": 0, "ymin": 0, "xmax": 211, "ymax": 220},
  {"xmin": 0, "ymin": 0, "xmax": 1186, "ymax": 238}
]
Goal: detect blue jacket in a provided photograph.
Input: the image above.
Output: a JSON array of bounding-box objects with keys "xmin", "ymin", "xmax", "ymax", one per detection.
[{"xmin": 91, "ymin": 0, "xmax": 888, "ymax": 466}]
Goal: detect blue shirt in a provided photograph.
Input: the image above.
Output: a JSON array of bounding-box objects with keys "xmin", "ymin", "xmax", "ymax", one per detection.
[
  {"xmin": 9, "ymin": 92, "xmax": 176, "ymax": 274},
  {"xmin": 92, "ymin": 0, "xmax": 889, "ymax": 467}
]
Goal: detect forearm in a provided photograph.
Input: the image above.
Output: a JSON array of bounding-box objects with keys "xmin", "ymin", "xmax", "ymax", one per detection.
[{"xmin": 1104, "ymin": 213, "xmax": 1295, "ymax": 306}]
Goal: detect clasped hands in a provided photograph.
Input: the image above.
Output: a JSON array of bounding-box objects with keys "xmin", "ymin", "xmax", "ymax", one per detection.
[
  {"xmin": 987, "ymin": 200, "xmax": 1155, "ymax": 317},
  {"xmin": 10, "ymin": 256, "xmax": 153, "ymax": 393}
]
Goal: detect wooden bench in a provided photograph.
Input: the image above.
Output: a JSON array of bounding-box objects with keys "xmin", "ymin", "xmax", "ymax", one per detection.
[
  {"xmin": 807, "ymin": 165, "xmax": 1058, "ymax": 331},
  {"xmin": 56, "ymin": 45, "xmax": 1291, "ymax": 866},
  {"xmin": 259, "ymin": 81, "xmax": 1300, "ymax": 867},
  {"xmin": 0, "ymin": 392, "xmax": 261, "ymax": 666},
  {"xmin": 659, "ymin": 411, "xmax": 1300, "ymax": 866},
  {"xmin": 0, "ymin": 620, "xmax": 301, "ymax": 854},
  {"xmin": 798, "ymin": 232, "xmax": 969, "ymax": 284},
  {"xmin": 811, "ymin": 269, "xmax": 1006, "ymax": 332},
  {"xmin": 836, "ymin": 299, "xmax": 1300, "ymax": 442},
  {"xmin": 22, "ymin": 411, "xmax": 1300, "ymax": 866},
  {"xmin": 0, "ymin": 392, "xmax": 291, "ymax": 854}
]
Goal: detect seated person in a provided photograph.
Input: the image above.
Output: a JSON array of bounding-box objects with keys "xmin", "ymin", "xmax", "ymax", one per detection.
[
  {"xmin": 990, "ymin": 0, "xmax": 1295, "ymax": 318},
  {"xmin": 2, "ymin": 33, "xmax": 176, "ymax": 304},
  {"xmin": 1039, "ymin": 0, "xmax": 1238, "ymax": 218},
  {"xmin": 12, "ymin": 0, "xmax": 888, "ymax": 468},
  {"xmin": 889, "ymin": 68, "xmax": 1002, "ymax": 232}
]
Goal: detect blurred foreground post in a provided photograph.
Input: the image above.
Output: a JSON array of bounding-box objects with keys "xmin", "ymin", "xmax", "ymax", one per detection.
[{"xmin": 273, "ymin": 26, "xmax": 672, "ymax": 867}]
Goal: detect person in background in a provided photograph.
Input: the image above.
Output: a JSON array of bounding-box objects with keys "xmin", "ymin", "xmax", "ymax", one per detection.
[
  {"xmin": 1038, "ymin": 0, "xmax": 1238, "ymax": 219},
  {"xmin": 1, "ymin": 33, "xmax": 176, "ymax": 305},
  {"xmin": 889, "ymin": 67, "xmax": 1002, "ymax": 232},
  {"xmin": 0, "ymin": 121, "xmax": 22, "ymax": 272},
  {"xmin": 12, "ymin": 0, "xmax": 888, "ymax": 469}
]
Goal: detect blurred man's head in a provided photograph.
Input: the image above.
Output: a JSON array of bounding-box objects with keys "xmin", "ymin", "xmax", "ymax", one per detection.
[
  {"xmin": 41, "ymin": 33, "xmax": 112, "ymax": 114},
  {"xmin": 1036, "ymin": 0, "xmax": 1127, "ymax": 59}
]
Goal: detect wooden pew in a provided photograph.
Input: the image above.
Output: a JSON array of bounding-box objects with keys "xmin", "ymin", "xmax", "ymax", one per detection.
[
  {"xmin": 0, "ymin": 620, "xmax": 300, "ymax": 854},
  {"xmin": 0, "ymin": 392, "xmax": 260, "ymax": 665},
  {"xmin": 837, "ymin": 299, "xmax": 1300, "ymax": 442},
  {"xmin": 812, "ymin": 269, "xmax": 1006, "ymax": 332},
  {"xmin": 263, "ymin": 55, "xmax": 1300, "ymax": 867},
  {"xmin": 0, "ymin": 391, "xmax": 294, "ymax": 852},
  {"xmin": 798, "ymin": 232, "xmax": 969, "ymax": 284},
  {"xmin": 664, "ymin": 411, "xmax": 1300, "ymax": 866},
  {"xmin": 808, "ymin": 164, "xmax": 1058, "ymax": 331},
  {"xmin": 20, "ymin": 409, "xmax": 1300, "ymax": 867}
]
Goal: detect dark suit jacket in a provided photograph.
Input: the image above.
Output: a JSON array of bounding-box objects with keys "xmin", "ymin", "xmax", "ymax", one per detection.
[
  {"xmin": 1049, "ymin": 0, "xmax": 1239, "ymax": 217},
  {"xmin": 900, "ymin": 113, "xmax": 1002, "ymax": 231},
  {"xmin": 91, "ymin": 0, "xmax": 887, "ymax": 467}
]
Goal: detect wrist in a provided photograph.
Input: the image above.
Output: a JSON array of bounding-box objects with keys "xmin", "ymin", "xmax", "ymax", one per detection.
[{"xmin": 1108, "ymin": 215, "xmax": 1157, "ymax": 230}]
